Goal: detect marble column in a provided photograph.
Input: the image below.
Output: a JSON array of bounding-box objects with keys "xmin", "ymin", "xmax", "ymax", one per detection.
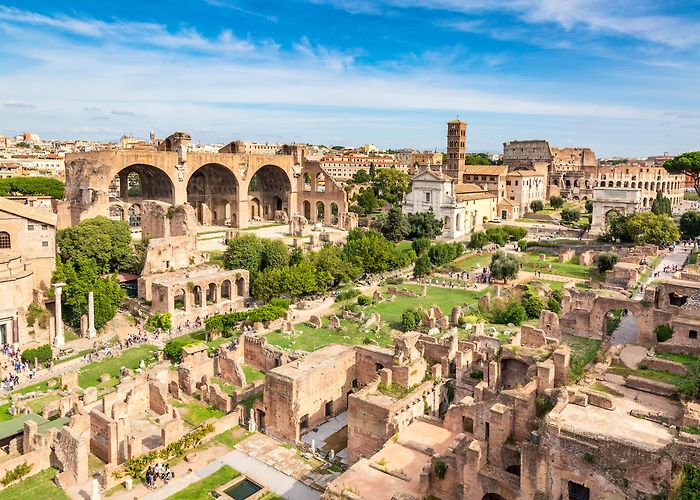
[
  {"xmin": 87, "ymin": 291, "xmax": 97, "ymax": 338},
  {"xmin": 52, "ymin": 283, "xmax": 66, "ymax": 347}
]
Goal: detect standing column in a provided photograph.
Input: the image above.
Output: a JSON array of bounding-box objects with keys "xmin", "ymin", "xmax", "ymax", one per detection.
[
  {"xmin": 87, "ymin": 291, "xmax": 97, "ymax": 338},
  {"xmin": 52, "ymin": 283, "xmax": 66, "ymax": 347}
]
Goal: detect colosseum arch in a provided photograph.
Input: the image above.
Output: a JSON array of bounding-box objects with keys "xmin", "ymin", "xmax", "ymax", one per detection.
[
  {"xmin": 186, "ymin": 163, "xmax": 239, "ymax": 226},
  {"xmin": 112, "ymin": 164, "xmax": 175, "ymax": 204},
  {"xmin": 248, "ymin": 165, "xmax": 292, "ymax": 222}
]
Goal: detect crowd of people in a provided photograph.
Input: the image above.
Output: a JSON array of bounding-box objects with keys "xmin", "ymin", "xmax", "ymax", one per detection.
[
  {"xmin": 1, "ymin": 344, "xmax": 38, "ymax": 391},
  {"xmin": 145, "ymin": 462, "xmax": 174, "ymax": 488}
]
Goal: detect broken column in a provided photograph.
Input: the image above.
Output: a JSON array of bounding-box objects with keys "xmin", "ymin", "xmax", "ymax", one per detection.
[
  {"xmin": 53, "ymin": 282, "xmax": 66, "ymax": 346},
  {"xmin": 87, "ymin": 291, "xmax": 97, "ymax": 338}
]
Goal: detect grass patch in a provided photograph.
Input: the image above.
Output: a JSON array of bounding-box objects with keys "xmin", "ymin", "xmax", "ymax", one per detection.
[
  {"xmin": 266, "ymin": 317, "xmax": 393, "ymax": 352},
  {"xmin": 685, "ymin": 192, "xmax": 700, "ymax": 201},
  {"xmin": 561, "ymin": 334, "xmax": 602, "ymax": 382},
  {"xmin": 533, "ymin": 279, "xmax": 565, "ymax": 291},
  {"xmin": 591, "ymin": 382, "xmax": 623, "ymax": 397},
  {"xmin": 55, "ymin": 348, "xmax": 93, "ymax": 365},
  {"xmin": 522, "ymin": 253, "xmax": 589, "ymax": 280},
  {"xmin": 64, "ymin": 330, "xmax": 80, "ymax": 342},
  {"xmin": 173, "ymin": 401, "xmax": 226, "ymax": 427},
  {"xmin": 242, "ymin": 365, "xmax": 264, "ymax": 383},
  {"xmin": 682, "ymin": 426, "xmax": 700, "ymax": 435},
  {"xmin": 608, "ymin": 364, "xmax": 686, "ymax": 387},
  {"xmin": 0, "ymin": 468, "xmax": 69, "ymax": 500},
  {"xmin": 454, "ymin": 252, "xmax": 493, "ymax": 272},
  {"xmin": 240, "ymin": 392, "xmax": 262, "ymax": 410},
  {"xmin": 173, "ymin": 330, "xmax": 231, "ymax": 350},
  {"xmin": 690, "ymin": 249, "xmax": 699, "ymax": 266},
  {"xmin": 78, "ymin": 344, "xmax": 157, "ymax": 388},
  {"xmin": 213, "ymin": 426, "xmax": 254, "ymax": 448},
  {"xmin": 210, "ymin": 376, "xmax": 239, "ymax": 394},
  {"xmin": 208, "ymin": 250, "xmax": 225, "ymax": 266},
  {"xmin": 376, "ymin": 383, "xmax": 416, "ymax": 400},
  {"xmin": 655, "ymin": 352, "xmax": 700, "ymax": 369},
  {"xmin": 165, "ymin": 465, "xmax": 239, "ymax": 500},
  {"xmin": 26, "ymin": 393, "xmax": 62, "ymax": 414}
]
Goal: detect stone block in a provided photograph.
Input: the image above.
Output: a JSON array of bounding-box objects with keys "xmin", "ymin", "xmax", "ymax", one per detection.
[
  {"xmin": 308, "ymin": 315, "xmax": 322, "ymax": 328},
  {"xmin": 521, "ymin": 325, "xmax": 547, "ymax": 348},
  {"xmin": 83, "ymin": 387, "xmax": 98, "ymax": 404},
  {"xmin": 99, "ymin": 374, "xmax": 111, "ymax": 383},
  {"xmin": 62, "ymin": 372, "xmax": 79, "ymax": 391}
]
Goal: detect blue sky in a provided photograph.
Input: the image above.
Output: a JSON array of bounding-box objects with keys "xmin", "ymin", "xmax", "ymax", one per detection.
[{"xmin": 0, "ymin": 1, "xmax": 699, "ymax": 156}]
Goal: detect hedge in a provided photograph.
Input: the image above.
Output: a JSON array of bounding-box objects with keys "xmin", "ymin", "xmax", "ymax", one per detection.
[
  {"xmin": 21, "ymin": 344, "xmax": 53, "ymax": 364},
  {"xmin": 204, "ymin": 298, "xmax": 290, "ymax": 335}
]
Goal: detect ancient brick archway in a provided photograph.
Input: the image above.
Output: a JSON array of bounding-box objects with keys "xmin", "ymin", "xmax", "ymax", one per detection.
[
  {"xmin": 589, "ymin": 297, "xmax": 656, "ymax": 345},
  {"xmin": 186, "ymin": 163, "xmax": 240, "ymax": 226},
  {"xmin": 248, "ymin": 164, "xmax": 292, "ymax": 222},
  {"xmin": 112, "ymin": 164, "xmax": 175, "ymax": 205}
]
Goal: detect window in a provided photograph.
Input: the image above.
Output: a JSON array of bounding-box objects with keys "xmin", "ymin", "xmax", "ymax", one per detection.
[
  {"xmin": 0, "ymin": 232, "xmax": 9, "ymax": 249},
  {"xmin": 27, "ymin": 224, "xmax": 34, "ymax": 231},
  {"xmin": 42, "ymin": 241, "xmax": 48, "ymax": 247},
  {"xmin": 41, "ymin": 224, "xmax": 48, "ymax": 230},
  {"xmin": 425, "ymin": 191, "xmax": 431, "ymax": 202},
  {"xmin": 690, "ymin": 330, "xmax": 698, "ymax": 340}
]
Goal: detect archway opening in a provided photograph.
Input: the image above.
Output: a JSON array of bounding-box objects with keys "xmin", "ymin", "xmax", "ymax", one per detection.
[
  {"xmin": 316, "ymin": 201, "xmax": 325, "ymax": 223},
  {"xmin": 207, "ymin": 283, "xmax": 217, "ymax": 305},
  {"xmin": 315, "ymin": 173, "xmax": 325, "ymax": 192},
  {"xmin": 128, "ymin": 204, "xmax": 142, "ymax": 228},
  {"xmin": 174, "ymin": 289, "xmax": 186, "ymax": 311},
  {"xmin": 248, "ymin": 165, "xmax": 292, "ymax": 221},
  {"xmin": 236, "ymin": 277, "xmax": 246, "ymax": 297},
  {"xmin": 193, "ymin": 286, "xmax": 202, "ymax": 307},
  {"xmin": 112, "ymin": 164, "xmax": 174, "ymax": 204},
  {"xmin": 331, "ymin": 203, "xmax": 339, "ymax": 225},
  {"xmin": 221, "ymin": 280, "xmax": 232, "ymax": 300},
  {"xmin": 483, "ymin": 495, "xmax": 506, "ymax": 500},
  {"xmin": 303, "ymin": 200, "xmax": 311, "ymax": 219},
  {"xmin": 187, "ymin": 164, "xmax": 239, "ymax": 227},
  {"xmin": 109, "ymin": 205, "xmax": 124, "ymax": 221},
  {"xmin": 605, "ymin": 308, "xmax": 638, "ymax": 345}
]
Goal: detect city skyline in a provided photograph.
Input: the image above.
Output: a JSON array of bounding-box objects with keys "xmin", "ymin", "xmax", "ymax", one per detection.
[{"xmin": 0, "ymin": 1, "xmax": 699, "ymax": 156}]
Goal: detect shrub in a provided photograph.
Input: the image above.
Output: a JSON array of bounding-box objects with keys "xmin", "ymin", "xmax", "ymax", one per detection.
[
  {"xmin": 561, "ymin": 207, "xmax": 581, "ymax": 223},
  {"xmin": 26, "ymin": 303, "xmax": 50, "ymax": 329},
  {"xmin": 530, "ymin": 200, "xmax": 544, "ymax": 212},
  {"xmin": 434, "ymin": 461, "xmax": 448, "ymax": 480},
  {"xmin": 546, "ymin": 296, "xmax": 561, "ymax": 314},
  {"xmin": 21, "ymin": 344, "xmax": 52, "ymax": 364},
  {"xmin": 536, "ymin": 396, "xmax": 555, "ymax": 418},
  {"xmin": 655, "ymin": 324, "xmax": 673, "ymax": 343},
  {"xmin": 145, "ymin": 312, "xmax": 172, "ymax": 332},
  {"xmin": 675, "ymin": 463, "xmax": 700, "ymax": 500},
  {"xmin": 337, "ymin": 288, "xmax": 361, "ymax": 301},
  {"xmin": 549, "ymin": 196, "xmax": 564, "ymax": 209},
  {"xmin": 585, "ymin": 200, "xmax": 594, "ymax": 213},
  {"xmin": 522, "ymin": 288, "xmax": 545, "ymax": 319},
  {"xmin": 401, "ymin": 308, "xmax": 423, "ymax": 332},
  {"xmin": 163, "ymin": 337, "xmax": 202, "ymax": 363},
  {"xmin": 413, "ymin": 254, "xmax": 433, "ymax": 278},
  {"xmin": 204, "ymin": 300, "xmax": 290, "ymax": 336},
  {"xmin": 411, "ymin": 237, "xmax": 431, "ymax": 256},
  {"xmin": 517, "ymin": 239, "xmax": 527, "ymax": 251},
  {"xmin": 489, "ymin": 299, "xmax": 527, "ymax": 326},
  {"xmin": 0, "ymin": 462, "xmax": 32, "ymax": 486},
  {"xmin": 596, "ymin": 252, "xmax": 619, "ymax": 273},
  {"xmin": 356, "ymin": 295, "xmax": 373, "ymax": 306},
  {"xmin": 384, "ymin": 276, "xmax": 404, "ymax": 286},
  {"xmin": 469, "ymin": 231, "xmax": 489, "ymax": 249}
]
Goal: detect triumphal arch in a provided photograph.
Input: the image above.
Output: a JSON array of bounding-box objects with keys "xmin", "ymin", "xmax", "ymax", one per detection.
[{"xmin": 58, "ymin": 132, "xmax": 348, "ymax": 230}]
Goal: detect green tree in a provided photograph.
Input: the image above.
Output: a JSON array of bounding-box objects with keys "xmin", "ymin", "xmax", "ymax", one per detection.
[
  {"xmin": 522, "ymin": 288, "xmax": 545, "ymax": 319},
  {"xmin": 412, "ymin": 237, "xmax": 431, "ymax": 256},
  {"xmin": 549, "ymin": 196, "xmax": 564, "ymax": 209},
  {"xmin": 57, "ymin": 216, "xmax": 134, "ymax": 273},
  {"xmin": 405, "ymin": 211, "xmax": 443, "ymax": 240},
  {"xmin": 469, "ymin": 231, "xmax": 489, "ymax": 249},
  {"xmin": 369, "ymin": 163, "xmax": 377, "ymax": 179},
  {"xmin": 353, "ymin": 169, "xmax": 371, "ymax": 184},
  {"xmin": 342, "ymin": 229, "xmax": 414, "ymax": 274},
  {"xmin": 52, "ymin": 258, "xmax": 126, "ymax": 330},
  {"xmin": 261, "ymin": 239, "xmax": 289, "ymax": 270},
  {"xmin": 596, "ymin": 252, "xmax": 619, "ymax": 273},
  {"xmin": 585, "ymin": 200, "xmax": 593, "ymax": 214},
  {"xmin": 489, "ymin": 299, "xmax": 527, "ymax": 325},
  {"xmin": 373, "ymin": 168, "xmax": 411, "ymax": 205},
  {"xmin": 680, "ymin": 210, "xmax": 700, "ymax": 239},
  {"xmin": 413, "ymin": 255, "xmax": 433, "ymax": 277},
  {"xmin": 651, "ymin": 191, "xmax": 672, "ymax": 215},
  {"xmin": 351, "ymin": 188, "xmax": 380, "ymax": 216},
  {"xmin": 306, "ymin": 245, "xmax": 359, "ymax": 291},
  {"xmin": 378, "ymin": 206, "xmax": 409, "ymax": 242},
  {"xmin": 0, "ymin": 177, "xmax": 64, "ymax": 199},
  {"xmin": 464, "ymin": 153, "xmax": 491, "ymax": 165},
  {"xmin": 401, "ymin": 308, "xmax": 423, "ymax": 331},
  {"xmin": 664, "ymin": 151, "xmax": 700, "ymax": 199},
  {"xmin": 222, "ymin": 234, "xmax": 265, "ymax": 272},
  {"xmin": 560, "ymin": 207, "xmax": 581, "ymax": 223},
  {"xmin": 490, "ymin": 250, "xmax": 520, "ymax": 283},
  {"xmin": 529, "ymin": 200, "xmax": 544, "ymax": 212},
  {"xmin": 604, "ymin": 212, "xmax": 679, "ymax": 246}
]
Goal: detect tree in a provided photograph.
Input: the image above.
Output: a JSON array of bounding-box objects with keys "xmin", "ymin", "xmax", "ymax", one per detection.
[
  {"xmin": 353, "ymin": 169, "xmax": 371, "ymax": 184},
  {"xmin": 470, "ymin": 231, "xmax": 489, "ymax": 249},
  {"xmin": 680, "ymin": 210, "xmax": 700, "ymax": 239},
  {"xmin": 378, "ymin": 206, "xmax": 409, "ymax": 242},
  {"xmin": 604, "ymin": 212, "xmax": 679, "ymax": 246},
  {"xmin": 413, "ymin": 255, "xmax": 433, "ymax": 277},
  {"xmin": 522, "ymin": 288, "xmax": 545, "ymax": 319},
  {"xmin": 52, "ymin": 258, "xmax": 126, "ymax": 330},
  {"xmin": 549, "ymin": 196, "xmax": 564, "ymax": 209},
  {"xmin": 369, "ymin": 163, "xmax": 377, "ymax": 179},
  {"xmin": 57, "ymin": 216, "xmax": 134, "ymax": 274},
  {"xmin": 489, "ymin": 299, "xmax": 527, "ymax": 325},
  {"xmin": 464, "ymin": 153, "xmax": 491, "ymax": 165},
  {"xmin": 261, "ymin": 239, "xmax": 289, "ymax": 270},
  {"xmin": 306, "ymin": 245, "xmax": 359, "ymax": 291},
  {"xmin": 222, "ymin": 234, "xmax": 265, "ymax": 272},
  {"xmin": 0, "ymin": 177, "xmax": 64, "ymax": 199},
  {"xmin": 561, "ymin": 207, "xmax": 581, "ymax": 223},
  {"xmin": 342, "ymin": 229, "xmax": 414, "ymax": 274},
  {"xmin": 489, "ymin": 250, "xmax": 520, "ymax": 283},
  {"xmin": 664, "ymin": 151, "xmax": 700, "ymax": 199},
  {"xmin": 412, "ymin": 237, "xmax": 431, "ymax": 256},
  {"xmin": 406, "ymin": 211, "xmax": 443, "ymax": 240},
  {"xmin": 530, "ymin": 200, "xmax": 544, "ymax": 212},
  {"xmin": 373, "ymin": 168, "xmax": 411, "ymax": 205},
  {"xmin": 401, "ymin": 308, "xmax": 423, "ymax": 331},
  {"xmin": 351, "ymin": 188, "xmax": 380, "ymax": 216},
  {"xmin": 651, "ymin": 191, "xmax": 672, "ymax": 215},
  {"xmin": 585, "ymin": 200, "xmax": 593, "ymax": 214},
  {"xmin": 596, "ymin": 252, "xmax": 619, "ymax": 273}
]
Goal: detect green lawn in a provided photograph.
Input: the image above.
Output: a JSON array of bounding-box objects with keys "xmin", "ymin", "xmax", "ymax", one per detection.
[
  {"xmin": 27, "ymin": 393, "xmax": 62, "ymax": 414},
  {"xmin": 173, "ymin": 330, "xmax": 231, "ymax": 350},
  {"xmin": 561, "ymin": 334, "xmax": 602, "ymax": 382},
  {"xmin": 0, "ymin": 468, "xmax": 69, "ymax": 500},
  {"xmin": 395, "ymin": 240, "xmax": 413, "ymax": 252},
  {"xmin": 243, "ymin": 365, "xmax": 265, "ymax": 383},
  {"xmin": 266, "ymin": 317, "xmax": 394, "ymax": 352},
  {"xmin": 165, "ymin": 465, "xmax": 239, "ymax": 500},
  {"xmin": 174, "ymin": 401, "xmax": 226, "ymax": 427},
  {"xmin": 532, "ymin": 279, "xmax": 565, "ymax": 291},
  {"xmin": 690, "ymin": 250, "xmax": 699, "ymax": 265},
  {"xmin": 454, "ymin": 252, "xmax": 493, "ymax": 272},
  {"xmin": 522, "ymin": 253, "xmax": 590, "ymax": 280},
  {"xmin": 212, "ymin": 425, "xmax": 254, "ymax": 448},
  {"xmin": 208, "ymin": 250, "xmax": 225, "ymax": 267},
  {"xmin": 608, "ymin": 364, "xmax": 686, "ymax": 388},
  {"xmin": 78, "ymin": 344, "xmax": 157, "ymax": 388},
  {"xmin": 655, "ymin": 352, "xmax": 700, "ymax": 369}
]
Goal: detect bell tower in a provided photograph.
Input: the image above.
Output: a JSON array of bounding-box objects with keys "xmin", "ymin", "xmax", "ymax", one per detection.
[{"xmin": 446, "ymin": 118, "xmax": 466, "ymax": 179}]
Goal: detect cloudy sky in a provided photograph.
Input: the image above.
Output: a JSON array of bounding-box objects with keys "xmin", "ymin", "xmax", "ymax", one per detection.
[{"xmin": 0, "ymin": 0, "xmax": 699, "ymax": 156}]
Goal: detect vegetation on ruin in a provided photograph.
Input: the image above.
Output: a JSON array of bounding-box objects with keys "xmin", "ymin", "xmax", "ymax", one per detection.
[
  {"xmin": 489, "ymin": 251, "xmax": 521, "ymax": 283},
  {"xmin": 0, "ymin": 467, "xmax": 68, "ymax": 500},
  {"xmin": 522, "ymin": 287, "xmax": 546, "ymax": 319},
  {"xmin": 605, "ymin": 309, "xmax": 624, "ymax": 336},
  {"xmin": 0, "ymin": 462, "xmax": 32, "ymax": 487},
  {"xmin": 26, "ymin": 303, "xmax": 50, "ymax": 330},
  {"xmin": 0, "ymin": 176, "xmax": 64, "ymax": 199},
  {"xmin": 242, "ymin": 365, "xmax": 265, "ymax": 384},
  {"xmin": 377, "ymin": 382, "xmax": 418, "ymax": 400},
  {"xmin": 78, "ymin": 344, "xmax": 157, "ymax": 388},
  {"xmin": 608, "ymin": 363, "xmax": 688, "ymax": 393},
  {"xmin": 560, "ymin": 207, "xmax": 581, "ymax": 223},
  {"xmin": 266, "ymin": 317, "xmax": 393, "ymax": 352},
  {"xmin": 599, "ymin": 211, "xmax": 680, "ymax": 246},
  {"xmin": 596, "ymin": 251, "xmax": 619, "ymax": 274},
  {"xmin": 164, "ymin": 337, "xmax": 205, "ymax": 363},
  {"xmin": 487, "ymin": 298, "xmax": 527, "ymax": 326},
  {"xmin": 561, "ymin": 335, "xmax": 602, "ymax": 382},
  {"xmin": 671, "ymin": 463, "xmax": 700, "ymax": 500},
  {"xmin": 175, "ymin": 401, "xmax": 225, "ymax": 427},
  {"xmin": 165, "ymin": 465, "xmax": 239, "ymax": 500},
  {"xmin": 204, "ymin": 298, "xmax": 290, "ymax": 336},
  {"xmin": 401, "ymin": 308, "xmax": 423, "ymax": 331},
  {"xmin": 535, "ymin": 396, "xmax": 555, "ymax": 418},
  {"xmin": 434, "ymin": 461, "xmax": 448, "ymax": 479},
  {"xmin": 655, "ymin": 324, "xmax": 674, "ymax": 343}
]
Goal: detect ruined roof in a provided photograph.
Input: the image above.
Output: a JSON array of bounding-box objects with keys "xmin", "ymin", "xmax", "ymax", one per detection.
[
  {"xmin": 0, "ymin": 413, "xmax": 47, "ymax": 440},
  {"xmin": 148, "ymin": 266, "xmax": 248, "ymax": 287},
  {"xmin": 270, "ymin": 344, "xmax": 354, "ymax": 381},
  {"xmin": 0, "ymin": 197, "xmax": 57, "ymax": 226}
]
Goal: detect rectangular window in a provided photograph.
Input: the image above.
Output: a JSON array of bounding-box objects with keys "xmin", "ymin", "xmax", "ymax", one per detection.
[
  {"xmin": 42, "ymin": 241, "xmax": 48, "ymax": 247},
  {"xmin": 425, "ymin": 192, "xmax": 431, "ymax": 202},
  {"xmin": 690, "ymin": 330, "xmax": 698, "ymax": 339},
  {"xmin": 515, "ymin": 181, "xmax": 519, "ymax": 186},
  {"xmin": 27, "ymin": 224, "xmax": 34, "ymax": 231},
  {"xmin": 41, "ymin": 224, "xmax": 48, "ymax": 230}
]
